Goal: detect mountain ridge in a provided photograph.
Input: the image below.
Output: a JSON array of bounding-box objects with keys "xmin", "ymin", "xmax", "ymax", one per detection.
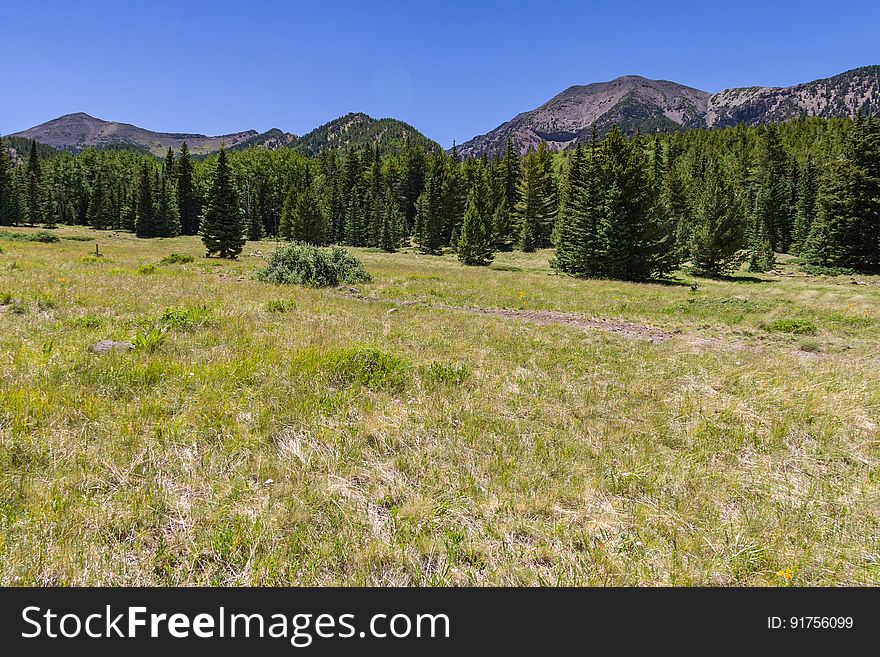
[
  {"xmin": 457, "ymin": 65, "xmax": 880, "ymax": 157},
  {"xmin": 10, "ymin": 111, "xmax": 439, "ymax": 158}
]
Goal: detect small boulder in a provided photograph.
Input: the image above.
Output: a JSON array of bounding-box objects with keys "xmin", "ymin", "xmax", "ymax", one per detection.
[{"xmin": 89, "ymin": 340, "xmax": 135, "ymax": 354}]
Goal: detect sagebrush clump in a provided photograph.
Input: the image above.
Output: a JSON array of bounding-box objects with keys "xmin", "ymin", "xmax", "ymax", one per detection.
[{"xmin": 256, "ymin": 243, "xmax": 372, "ymax": 287}]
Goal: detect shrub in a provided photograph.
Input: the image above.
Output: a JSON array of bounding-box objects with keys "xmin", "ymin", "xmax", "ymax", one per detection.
[
  {"xmin": 0, "ymin": 292, "xmax": 12, "ymax": 305},
  {"xmin": 81, "ymin": 255, "xmax": 111, "ymax": 264},
  {"xmin": 801, "ymin": 263, "xmax": 855, "ymax": 277},
  {"xmin": 0, "ymin": 230, "xmax": 60, "ymax": 243},
  {"xmin": 160, "ymin": 305, "xmax": 213, "ymax": 330},
  {"xmin": 256, "ymin": 243, "xmax": 372, "ymax": 287},
  {"xmin": 265, "ymin": 299, "xmax": 296, "ymax": 313},
  {"xmin": 160, "ymin": 253, "xmax": 195, "ymax": 265},
  {"xmin": 137, "ymin": 263, "xmax": 157, "ymax": 275},
  {"xmin": 329, "ymin": 347, "xmax": 409, "ymax": 391},
  {"xmin": 764, "ymin": 318, "xmax": 818, "ymax": 335}
]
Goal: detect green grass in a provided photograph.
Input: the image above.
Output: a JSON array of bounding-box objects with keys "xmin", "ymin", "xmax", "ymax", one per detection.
[{"xmin": 0, "ymin": 226, "xmax": 878, "ymax": 586}]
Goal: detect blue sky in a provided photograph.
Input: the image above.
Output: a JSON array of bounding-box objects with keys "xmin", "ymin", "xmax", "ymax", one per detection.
[{"xmin": 2, "ymin": 0, "xmax": 878, "ymax": 147}]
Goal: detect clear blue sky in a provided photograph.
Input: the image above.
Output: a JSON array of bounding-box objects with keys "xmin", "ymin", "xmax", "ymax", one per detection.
[{"xmin": 2, "ymin": 0, "xmax": 878, "ymax": 147}]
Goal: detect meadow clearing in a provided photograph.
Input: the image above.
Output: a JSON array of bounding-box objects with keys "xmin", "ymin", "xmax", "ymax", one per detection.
[{"xmin": 0, "ymin": 226, "xmax": 878, "ymax": 586}]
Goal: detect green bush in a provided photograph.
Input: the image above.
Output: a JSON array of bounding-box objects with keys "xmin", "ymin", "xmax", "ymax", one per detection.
[
  {"xmin": 137, "ymin": 263, "xmax": 157, "ymax": 275},
  {"xmin": 160, "ymin": 253, "xmax": 195, "ymax": 265},
  {"xmin": 0, "ymin": 230, "xmax": 60, "ymax": 243},
  {"xmin": 0, "ymin": 292, "xmax": 12, "ymax": 305},
  {"xmin": 801, "ymin": 263, "xmax": 855, "ymax": 277},
  {"xmin": 160, "ymin": 305, "xmax": 213, "ymax": 330},
  {"xmin": 764, "ymin": 318, "xmax": 818, "ymax": 335},
  {"xmin": 329, "ymin": 347, "xmax": 409, "ymax": 391},
  {"xmin": 256, "ymin": 243, "xmax": 372, "ymax": 287}
]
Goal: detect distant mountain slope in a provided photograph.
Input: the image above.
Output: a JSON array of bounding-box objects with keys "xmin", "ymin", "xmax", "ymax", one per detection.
[
  {"xmin": 227, "ymin": 128, "xmax": 298, "ymax": 152},
  {"xmin": 11, "ymin": 113, "xmax": 259, "ymax": 156},
  {"xmin": 704, "ymin": 65, "xmax": 880, "ymax": 128},
  {"xmin": 293, "ymin": 112, "xmax": 440, "ymax": 157},
  {"xmin": 458, "ymin": 66, "xmax": 880, "ymax": 157},
  {"xmin": 11, "ymin": 111, "xmax": 438, "ymax": 158},
  {"xmin": 459, "ymin": 76, "xmax": 709, "ymax": 158}
]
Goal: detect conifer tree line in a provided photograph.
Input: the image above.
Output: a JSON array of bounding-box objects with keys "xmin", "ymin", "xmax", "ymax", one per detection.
[{"xmin": 0, "ymin": 114, "xmax": 877, "ymax": 273}]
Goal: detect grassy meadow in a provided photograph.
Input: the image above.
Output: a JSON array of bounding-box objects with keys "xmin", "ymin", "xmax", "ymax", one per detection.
[{"xmin": 1, "ymin": 226, "xmax": 879, "ymax": 586}]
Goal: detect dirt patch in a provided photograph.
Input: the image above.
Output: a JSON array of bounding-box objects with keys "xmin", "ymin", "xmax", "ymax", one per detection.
[{"xmin": 435, "ymin": 304, "xmax": 673, "ymax": 343}]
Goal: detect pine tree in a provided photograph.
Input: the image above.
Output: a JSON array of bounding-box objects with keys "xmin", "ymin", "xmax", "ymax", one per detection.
[
  {"xmin": 552, "ymin": 145, "xmax": 585, "ymax": 273},
  {"xmin": 155, "ymin": 174, "xmax": 180, "ymax": 237},
  {"xmin": 368, "ymin": 145, "xmax": 383, "ymax": 246},
  {"xmin": 86, "ymin": 170, "xmax": 112, "ymax": 230},
  {"xmin": 747, "ymin": 210, "xmax": 775, "ymax": 272},
  {"xmin": 593, "ymin": 127, "xmax": 675, "ymax": 280},
  {"xmin": 380, "ymin": 188, "xmax": 403, "ymax": 253},
  {"xmin": 164, "ymin": 147, "xmax": 175, "ymax": 179},
  {"xmin": 443, "ymin": 144, "xmax": 466, "ymax": 246},
  {"xmin": 791, "ymin": 154, "xmax": 818, "ymax": 254},
  {"xmin": 499, "ymin": 136, "xmax": 520, "ymax": 247},
  {"xmin": 516, "ymin": 150, "xmax": 543, "ymax": 252},
  {"xmin": 0, "ymin": 136, "xmax": 12, "ymax": 226},
  {"xmin": 457, "ymin": 165, "xmax": 495, "ymax": 266},
  {"xmin": 176, "ymin": 142, "xmax": 201, "ymax": 235},
  {"xmin": 804, "ymin": 116, "xmax": 880, "ymax": 273},
  {"xmin": 25, "ymin": 140, "xmax": 47, "ymax": 225},
  {"xmin": 754, "ymin": 124, "xmax": 794, "ymax": 252},
  {"xmin": 688, "ymin": 157, "xmax": 746, "ymax": 275},
  {"xmin": 416, "ymin": 155, "xmax": 445, "ymax": 254},
  {"xmin": 280, "ymin": 167, "xmax": 325, "ymax": 245},
  {"xmin": 135, "ymin": 162, "xmax": 156, "ymax": 237},
  {"xmin": 245, "ymin": 184, "xmax": 264, "ymax": 242},
  {"xmin": 200, "ymin": 147, "xmax": 244, "ymax": 258}
]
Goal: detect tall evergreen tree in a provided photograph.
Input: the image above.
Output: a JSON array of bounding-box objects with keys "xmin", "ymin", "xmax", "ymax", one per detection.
[
  {"xmin": 155, "ymin": 173, "xmax": 180, "ymax": 237},
  {"xmin": 134, "ymin": 162, "xmax": 156, "ymax": 237},
  {"xmin": 457, "ymin": 165, "xmax": 495, "ymax": 266},
  {"xmin": 804, "ymin": 116, "xmax": 880, "ymax": 272},
  {"xmin": 164, "ymin": 147, "xmax": 175, "ymax": 179},
  {"xmin": 86, "ymin": 170, "xmax": 112, "ymax": 230},
  {"xmin": 688, "ymin": 157, "xmax": 746, "ymax": 275},
  {"xmin": 593, "ymin": 127, "xmax": 675, "ymax": 280},
  {"xmin": 279, "ymin": 167, "xmax": 325, "ymax": 245},
  {"xmin": 176, "ymin": 142, "xmax": 201, "ymax": 235},
  {"xmin": 25, "ymin": 140, "xmax": 47, "ymax": 225},
  {"xmin": 754, "ymin": 124, "xmax": 794, "ymax": 252},
  {"xmin": 0, "ymin": 136, "xmax": 12, "ymax": 226},
  {"xmin": 200, "ymin": 147, "xmax": 244, "ymax": 258},
  {"xmin": 791, "ymin": 154, "xmax": 818, "ymax": 254},
  {"xmin": 416, "ymin": 155, "xmax": 445, "ymax": 254}
]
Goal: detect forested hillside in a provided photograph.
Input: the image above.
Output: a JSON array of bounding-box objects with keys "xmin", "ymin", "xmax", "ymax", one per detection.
[{"xmin": 1, "ymin": 115, "xmax": 877, "ymax": 274}]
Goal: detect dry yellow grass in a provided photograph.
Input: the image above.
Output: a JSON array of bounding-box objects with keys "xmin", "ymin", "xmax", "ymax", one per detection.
[{"xmin": 0, "ymin": 226, "xmax": 878, "ymax": 585}]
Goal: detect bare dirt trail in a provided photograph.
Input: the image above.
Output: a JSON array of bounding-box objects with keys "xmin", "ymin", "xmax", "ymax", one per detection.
[
  {"xmin": 431, "ymin": 303, "xmax": 673, "ymax": 343},
  {"xmin": 344, "ymin": 290, "xmax": 673, "ymax": 343}
]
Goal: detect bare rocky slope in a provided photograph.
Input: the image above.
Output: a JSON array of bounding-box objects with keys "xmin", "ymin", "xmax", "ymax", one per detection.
[
  {"xmin": 11, "ymin": 112, "xmax": 262, "ymax": 156},
  {"xmin": 458, "ymin": 65, "xmax": 880, "ymax": 157}
]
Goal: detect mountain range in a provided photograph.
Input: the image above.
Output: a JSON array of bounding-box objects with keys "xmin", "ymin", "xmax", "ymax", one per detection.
[
  {"xmin": 456, "ymin": 65, "xmax": 880, "ymax": 157},
  {"xmin": 10, "ymin": 111, "xmax": 438, "ymax": 157},
  {"xmin": 8, "ymin": 65, "xmax": 879, "ymax": 159}
]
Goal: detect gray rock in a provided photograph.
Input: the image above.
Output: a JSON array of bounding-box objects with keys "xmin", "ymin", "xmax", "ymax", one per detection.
[{"xmin": 89, "ymin": 340, "xmax": 135, "ymax": 354}]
